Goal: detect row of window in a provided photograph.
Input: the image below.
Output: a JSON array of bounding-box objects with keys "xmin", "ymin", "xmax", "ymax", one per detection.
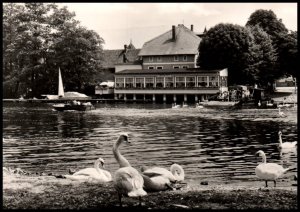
[
  {"xmin": 148, "ymin": 55, "xmax": 188, "ymax": 62},
  {"xmin": 148, "ymin": 65, "xmax": 189, "ymax": 70},
  {"xmin": 115, "ymin": 76, "xmax": 227, "ymax": 88}
]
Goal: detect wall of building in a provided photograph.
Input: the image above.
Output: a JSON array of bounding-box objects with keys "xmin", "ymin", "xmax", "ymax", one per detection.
[{"xmin": 142, "ymin": 55, "xmax": 196, "ymax": 69}]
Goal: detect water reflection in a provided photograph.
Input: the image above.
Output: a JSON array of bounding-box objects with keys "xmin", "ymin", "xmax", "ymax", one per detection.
[{"xmin": 2, "ymin": 102, "xmax": 297, "ymax": 187}]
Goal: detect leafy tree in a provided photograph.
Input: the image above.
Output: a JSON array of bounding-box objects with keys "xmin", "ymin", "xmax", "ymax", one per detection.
[
  {"xmin": 246, "ymin": 9, "xmax": 288, "ymax": 40},
  {"xmin": 3, "ymin": 3, "xmax": 105, "ymax": 98},
  {"xmin": 3, "ymin": 3, "xmax": 26, "ymax": 98},
  {"xmin": 246, "ymin": 25, "xmax": 278, "ymax": 87},
  {"xmin": 276, "ymin": 31, "xmax": 297, "ymax": 78},
  {"xmin": 246, "ymin": 9, "xmax": 297, "ymax": 80},
  {"xmin": 197, "ymin": 23, "xmax": 255, "ymax": 85}
]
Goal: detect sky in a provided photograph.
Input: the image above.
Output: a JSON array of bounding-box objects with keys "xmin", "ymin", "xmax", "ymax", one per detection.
[{"xmin": 59, "ymin": 3, "xmax": 297, "ymax": 50}]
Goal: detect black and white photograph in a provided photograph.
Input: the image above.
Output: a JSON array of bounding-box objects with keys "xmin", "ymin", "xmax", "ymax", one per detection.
[{"xmin": 2, "ymin": 2, "xmax": 297, "ymax": 210}]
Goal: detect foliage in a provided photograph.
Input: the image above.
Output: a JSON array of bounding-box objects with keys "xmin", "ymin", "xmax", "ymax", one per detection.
[
  {"xmin": 246, "ymin": 9, "xmax": 297, "ymax": 80},
  {"xmin": 197, "ymin": 23, "xmax": 255, "ymax": 85},
  {"xmin": 3, "ymin": 3, "xmax": 104, "ymax": 98},
  {"xmin": 246, "ymin": 9, "xmax": 288, "ymax": 40},
  {"xmin": 246, "ymin": 25, "xmax": 278, "ymax": 87}
]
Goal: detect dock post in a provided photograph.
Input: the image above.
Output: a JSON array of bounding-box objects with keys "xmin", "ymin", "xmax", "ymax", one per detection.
[
  {"xmin": 133, "ymin": 94, "xmax": 136, "ymax": 101},
  {"xmin": 173, "ymin": 94, "xmax": 177, "ymax": 103},
  {"xmin": 114, "ymin": 94, "xmax": 118, "ymax": 100},
  {"xmin": 195, "ymin": 95, "xmax": 198, "ymax": 102},
  {"xmin": 184, "ymin": 94, "xmax": 187, "ymax": 102},
  {"xmin": 163, "ymin": 94, "xmax": 166, "ymax": 103},
  {"xmin": 124, "ymin": 94, "xmax": 127, "ymax": 101}
]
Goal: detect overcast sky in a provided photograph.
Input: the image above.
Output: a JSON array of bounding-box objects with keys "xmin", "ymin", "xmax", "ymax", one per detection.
[{"xmin": 59, "ymin": 3, "xmax": 297, "ymax": 50}]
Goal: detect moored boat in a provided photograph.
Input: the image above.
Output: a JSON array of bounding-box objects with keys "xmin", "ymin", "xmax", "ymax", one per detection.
[{"xmin": 201, "ymin": 101, "xmax": 237, "ymax": 107}]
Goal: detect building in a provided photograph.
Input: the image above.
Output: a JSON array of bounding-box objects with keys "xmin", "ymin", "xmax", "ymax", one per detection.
[
  {"xmin": 94, "ymin": 42, "xmax": 141, "ymax": 98},
  {"xmin": 114, "ymin": 24, "xmax": 229, "ymax": 103}
]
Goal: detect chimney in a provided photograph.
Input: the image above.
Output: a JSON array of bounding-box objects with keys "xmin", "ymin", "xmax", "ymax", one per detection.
[
  {"xmin": 191, "ymin": 24, "xmax": 194, "ymax": 31},
  {"xmin": 172, "ymin": 25, "xmax": 175, "ymax": 41}
]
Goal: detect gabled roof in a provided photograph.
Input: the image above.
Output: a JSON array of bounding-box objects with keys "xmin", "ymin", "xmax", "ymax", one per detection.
[
  {"xmin": 115, "ymin": 68, "xmax": 224, "ymax": 75},
  {"xmin": 138, "ymin": 24, "xmax": 201, "ymax": 56},
  {"xmin": 101, "ymin": 48, "xmax": 141, "ymax": 68}
]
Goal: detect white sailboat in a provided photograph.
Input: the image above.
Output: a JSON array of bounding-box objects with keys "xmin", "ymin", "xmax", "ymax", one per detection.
[
  {"xmin": 58, "ymin": 67, "xmax": 64, "ymax": 98},
  {"xmin": 52, "ymin": 68, "xmax": 93, "ymax": 111}
]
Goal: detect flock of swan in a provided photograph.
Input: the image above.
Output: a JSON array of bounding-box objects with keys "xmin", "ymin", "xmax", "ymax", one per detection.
[
  {"xmin": 255, "ymin": 131, "xmax": 297, "ymax": 187},
  {"xmin": 59, "ymin": 133, "xmax": 184, "ymax": 206},
  {"xmin": 53, "ymin": 130, "xmax": 297, "ymax": 206}
]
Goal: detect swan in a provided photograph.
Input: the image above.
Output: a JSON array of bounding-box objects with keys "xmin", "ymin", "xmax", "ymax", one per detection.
[
  {"xmin": 278, "ymin": 108, "xmax": 286, "ymax": 117},
  {"xmin": 255, "ymin": 150, "xmax": 292, "ymax": 187},
  {"xmin": 141, "ymin": 164, "xmax": 185, "ymax": 192},
  {"xmin": 196, "ymin": 103, "xmax": 204, "ymax": 109},
  {"xmin": 64, "ymin": 158, "xmax": 112, "ymax": 182},
  {"xmin": 172, "ymin": 103, "xmax": 181, "ymax": 109},
  {"xmin": 278, "ymin": 131, "xmax": 297, "ymax": 149},
  {"xmin": 182, "ymin": 102, "xmax": 188, "ymax": 108},
  {"xmin": 171, "ymin": 163, "xmax": 185, "ymax": 182},
  {"xmin": 141, "ymin": 174, "xmax": 173, "ymax": 192},
  {"xmin": 113, "ymin": 133, "xmax": 147, "ymax": 207},
  {"xmin": 266, "ymin": 101, "xmax": 273, "ymax": 107},
  {"xmin": 257, "ymin": 100, "xmax": 261, "ymax": 107},
  {"xmin": 142, "ymin": 163, "xmax": 185, "ymax": 182}
]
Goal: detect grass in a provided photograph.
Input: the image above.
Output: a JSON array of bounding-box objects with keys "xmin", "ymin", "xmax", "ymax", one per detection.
[{"xmin": 3, "ymin": 175, "xmax": 297, "ymax": 210}]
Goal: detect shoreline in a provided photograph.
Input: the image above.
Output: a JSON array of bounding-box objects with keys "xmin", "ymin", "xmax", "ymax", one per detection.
[{"xmin": 3, "ymin": 174, "xmax": 297, "ymax": 210}]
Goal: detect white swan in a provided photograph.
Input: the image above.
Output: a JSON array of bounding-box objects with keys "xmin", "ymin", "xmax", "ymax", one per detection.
[
  {"xmin": 141, "ymin": 174, "xmax": 173, "ymax": 192},
  {"xmin": 171, "ymin": 163, "xmax": 185, "ymax": 182},
  {"xmin": 196, "ymin": 103, "xmax": 204, "ymax": 109},
  {"xmin": 113, "ymin": 133, "xmax": 147, "ymax": 207},
  {"xmin": 140, "ymin": 163, "xmax": 185, "ymax": 192},
  {"xmin": 64, "ymin": 158, "xmax": 112, "ymax": 182},
  {"xmin": 266, "ymin": 101, "xmax": 273, "ymax": 107},
  {"xmin": 142, "ymin": 163, "xmax": 185, "ymax": 182},
  {"xmin": 278, "ymin": 107, "xmax": 286, "ymax": 117},
  {"xmin": 278, "ymin": 131, "xmax": 297, "ymax": 149},
  {"xmin": 255, "ymin": 150, "xmax": 291, "ymax": 187},
  {"xmin": 182, "ymin": 102, "xmax": 188, "ymax": 108},
  {"xmin": 258, "ymin": 100, "xmax": 261, "ymax": 107},
  {"xmin": 172, "ymin": 103, "xmax": 181, "ymax": 109}
]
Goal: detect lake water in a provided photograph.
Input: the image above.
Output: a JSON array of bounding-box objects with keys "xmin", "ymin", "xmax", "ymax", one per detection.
[{"xmin": 2, "ymin": 102, "xmax": 297, "ymax": 188}]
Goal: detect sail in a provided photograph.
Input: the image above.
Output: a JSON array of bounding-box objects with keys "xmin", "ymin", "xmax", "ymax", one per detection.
[{"xmin": 58, "ymin": 68, "xmax": 64, "ymax": 97}]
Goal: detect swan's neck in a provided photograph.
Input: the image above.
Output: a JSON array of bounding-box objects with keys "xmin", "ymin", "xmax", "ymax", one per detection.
[
  {"xmin": 170, "ymin": 164, "xmax": 184, "ymax": 180},
  {"xmin": 113, "ymin": 137, "xmax": 131, "ymax": 168},
  {"xmin": 278, "ymin": 134, "xmax": 283, "ymax": 145},
  {"xmin": 261, "ymin": 154, "xmax": 267, "ymax": 163},
  {"xmin": 94, "ymin": 160, "xmax": 105, "ymax": 177}
]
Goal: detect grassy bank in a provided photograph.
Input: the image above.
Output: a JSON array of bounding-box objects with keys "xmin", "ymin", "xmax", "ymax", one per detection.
[{"xmin": 3, "ymin": 174, "xmax": 297, "ymax": 210}]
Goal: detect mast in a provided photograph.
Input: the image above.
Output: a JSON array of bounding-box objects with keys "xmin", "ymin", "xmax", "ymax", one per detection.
[{"xmin": 58, "ymin": 67, "xmax": 64, "ymax": 98}]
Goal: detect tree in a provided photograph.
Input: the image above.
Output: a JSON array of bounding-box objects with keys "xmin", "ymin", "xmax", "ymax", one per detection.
[
  {"xmin": 3, "ymin": 3, "xmax": 105, "ymax": 98},
  {"xmin": 276, "ymin": 31, "xmax": 297, "ymax": 78},
  {"xmin": 246, "ymin": 25, "xmax": 278, "ymax": 87},
  {"xmin": 246, "ymin": 9, "xmax": 297, "ymax": 80},
  {"xmin": 3, "ymin": 3, "xmax": 26, "ymax": 98},
  {"xmin": 246, "ymin": 9, "xmax": 288, "ymax": 40},
  {"xmin": 197, "ymin": 23, "xmax": 255, "ymax": 85}
]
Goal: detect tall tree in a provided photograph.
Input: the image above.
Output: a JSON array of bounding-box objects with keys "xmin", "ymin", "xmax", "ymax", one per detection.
[
  {"xmin": 246, "ymin": 9, "xmax": 288, "ymax": 40},
  {"xmin": 197, "ymin": 23, "xmax": 255, "ymax": 85},
  {"xmin": 246, "ymin": 9, "xmax": 297, "ymax": 80},
  {"xmin": 246, "ymin": 25, "xmax": 278, "ymax": 87},
  {"xmin": 3, "ymin": 3, "xmax": 105, "ymax": 98},
  {"xmin": 3, "ymin": 3, "xmax": 26, "ymax": 98}
]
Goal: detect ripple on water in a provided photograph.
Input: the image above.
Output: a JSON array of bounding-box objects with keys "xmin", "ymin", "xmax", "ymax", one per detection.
[{"xmin": 2, "ymin": 103, "xmax": 298, "ymax": 186}]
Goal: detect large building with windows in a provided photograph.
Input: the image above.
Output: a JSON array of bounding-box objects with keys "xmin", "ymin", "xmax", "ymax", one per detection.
[{"xmin": 113, "ymin": 24, "xmax": 228, "ymax": 103}]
